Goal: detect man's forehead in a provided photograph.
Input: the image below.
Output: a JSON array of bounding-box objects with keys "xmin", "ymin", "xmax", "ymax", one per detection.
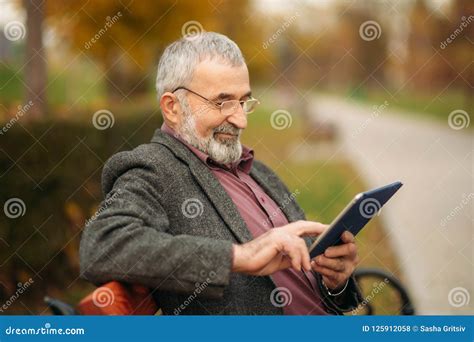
[{"xmin": 191, "ymin": 59, "xmax": 250, "ymax": 97}]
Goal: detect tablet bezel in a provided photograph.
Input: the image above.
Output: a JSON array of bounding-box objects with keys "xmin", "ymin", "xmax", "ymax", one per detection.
[{"xmin": 308, "ymin": 181, "xmax": 403, "ymax": 258}]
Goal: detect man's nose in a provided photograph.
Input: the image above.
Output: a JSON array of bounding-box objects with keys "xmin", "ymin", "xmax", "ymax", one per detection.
[{"xmin": 226, "ymin": 104, "xmax": 247, "ymax": 129}]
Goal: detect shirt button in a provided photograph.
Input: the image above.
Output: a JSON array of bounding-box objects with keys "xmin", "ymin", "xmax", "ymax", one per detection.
[{"xmin": 261, "ymin": 197, "xmax": 265, "ymax": 202}]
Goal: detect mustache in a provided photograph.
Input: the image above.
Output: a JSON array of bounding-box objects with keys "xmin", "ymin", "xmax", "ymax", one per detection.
[{"xmin": 213, "ymin": 124, "xmax": 241, "ymax": 136}]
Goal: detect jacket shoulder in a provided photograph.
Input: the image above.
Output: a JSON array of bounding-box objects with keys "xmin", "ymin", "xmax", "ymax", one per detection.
[{"xmin": 101, "ymin": 142, "xmax": 178, "ymax": 195}]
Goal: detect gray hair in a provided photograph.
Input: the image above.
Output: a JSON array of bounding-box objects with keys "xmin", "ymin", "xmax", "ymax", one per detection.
[{"xmin": 155, "ymin": 32, "xmax": 245, "ymax": 100}]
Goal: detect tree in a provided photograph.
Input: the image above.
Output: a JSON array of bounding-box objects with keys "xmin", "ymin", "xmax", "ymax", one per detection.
[
  {"xmin": 24, "ymin": 0, "xmax": 47, "ymax": 118},
  {"xmin": 45, "ymin": 1, "xmax": 262, "ymax": 101}
]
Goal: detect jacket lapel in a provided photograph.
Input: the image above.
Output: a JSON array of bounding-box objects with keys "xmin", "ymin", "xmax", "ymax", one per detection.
[{"xmin": 150, "ymin": 129, "xmax": 253, "ymax": 244}]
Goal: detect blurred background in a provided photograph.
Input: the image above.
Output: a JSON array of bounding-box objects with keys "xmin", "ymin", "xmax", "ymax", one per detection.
[{"xmin": 0, "ymin": 0, "xmax": 472, "ymax": 315}]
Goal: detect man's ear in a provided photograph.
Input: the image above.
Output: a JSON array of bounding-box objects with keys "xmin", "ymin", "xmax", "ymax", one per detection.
[{"xmin": 160, "ymin": 92, "xmax": 181, "ymax": 130}]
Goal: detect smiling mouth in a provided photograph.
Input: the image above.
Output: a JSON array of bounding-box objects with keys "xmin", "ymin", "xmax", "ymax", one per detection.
[{"xmin": 215, "ymin": 132, "xmax": 237, "ymax": 139}]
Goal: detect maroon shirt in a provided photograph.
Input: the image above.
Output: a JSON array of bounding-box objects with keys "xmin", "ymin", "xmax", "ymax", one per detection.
[{"xmin": 162, "ymin": 123, "xmax": 328, "ymax": 315}]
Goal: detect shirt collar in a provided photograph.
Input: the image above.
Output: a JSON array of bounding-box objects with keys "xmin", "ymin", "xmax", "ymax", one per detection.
[{"xmin": 161, "ymin": 122, "xmax": 254, "ymax": 174}]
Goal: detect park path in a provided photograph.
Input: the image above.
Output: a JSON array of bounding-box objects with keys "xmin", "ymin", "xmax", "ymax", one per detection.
[{"xmin": 308, "ymin": 95, "xmax": 473, "ymax": 314}]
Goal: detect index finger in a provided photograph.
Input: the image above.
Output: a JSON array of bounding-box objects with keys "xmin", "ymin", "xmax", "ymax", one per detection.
[{"xmin": 292, "ymin": 221, "xmax": 328, "ymax": 237}]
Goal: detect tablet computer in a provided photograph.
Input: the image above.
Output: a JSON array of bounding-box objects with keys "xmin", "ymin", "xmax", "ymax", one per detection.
[{"xmin": 309, "ymin": 181, "xmax": 403, "ymax": 259}]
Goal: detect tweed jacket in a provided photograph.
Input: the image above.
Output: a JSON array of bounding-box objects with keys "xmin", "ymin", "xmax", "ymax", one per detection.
[{"xmin": 79, "ymin": 129, "xmax": 363, "ymax": 315}]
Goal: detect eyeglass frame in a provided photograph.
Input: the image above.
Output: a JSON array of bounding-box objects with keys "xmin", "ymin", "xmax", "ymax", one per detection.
[{"xmin": 171, "ymin": 86, "xmax": 260, "ymax": 115}]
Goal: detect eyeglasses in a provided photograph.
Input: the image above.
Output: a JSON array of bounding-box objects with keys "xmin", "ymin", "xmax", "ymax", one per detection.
[{"xmin": 172, "ymin": 86, "xmax": 260, "ymax": 116}]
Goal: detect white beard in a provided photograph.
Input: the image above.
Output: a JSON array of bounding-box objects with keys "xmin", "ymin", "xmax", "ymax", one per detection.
[{"xmin": 176, "ymin": 103, "xmax": 243, "ymax": 165}]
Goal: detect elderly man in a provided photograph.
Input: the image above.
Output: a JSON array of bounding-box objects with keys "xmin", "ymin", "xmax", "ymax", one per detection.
[{"xmin": 80, "ymin": 32, "xmax": 363, "ymax": 315}]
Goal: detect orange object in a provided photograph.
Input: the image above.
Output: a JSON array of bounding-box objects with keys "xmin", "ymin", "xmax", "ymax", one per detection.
[{"xmin": 77, "ymin": 282, "xmax": 158, "ymax": 315}]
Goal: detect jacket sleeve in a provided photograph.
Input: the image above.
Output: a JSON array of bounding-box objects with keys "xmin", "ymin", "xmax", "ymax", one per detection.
[{"xmin": 79, "ymin": 151, "xmax": 233, "ymax": 299}]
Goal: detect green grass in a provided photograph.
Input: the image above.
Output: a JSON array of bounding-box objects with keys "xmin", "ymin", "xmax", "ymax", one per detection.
[
  {"xmin": 0, "ymin": 64, "xmax": 24, "ymax": 105},
  {"xmin": 0, "ymin": 59, "xmax": 106, "ymax": 110}
]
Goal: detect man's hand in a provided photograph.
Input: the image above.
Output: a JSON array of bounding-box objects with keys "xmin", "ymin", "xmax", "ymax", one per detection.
[
  {"xmin": 232, "ymin": 220, "xmax": 326, "ymax": 276},
  {"xmin": 311, "ymin": 231, "xmax": 359, "ymax": 291}
]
